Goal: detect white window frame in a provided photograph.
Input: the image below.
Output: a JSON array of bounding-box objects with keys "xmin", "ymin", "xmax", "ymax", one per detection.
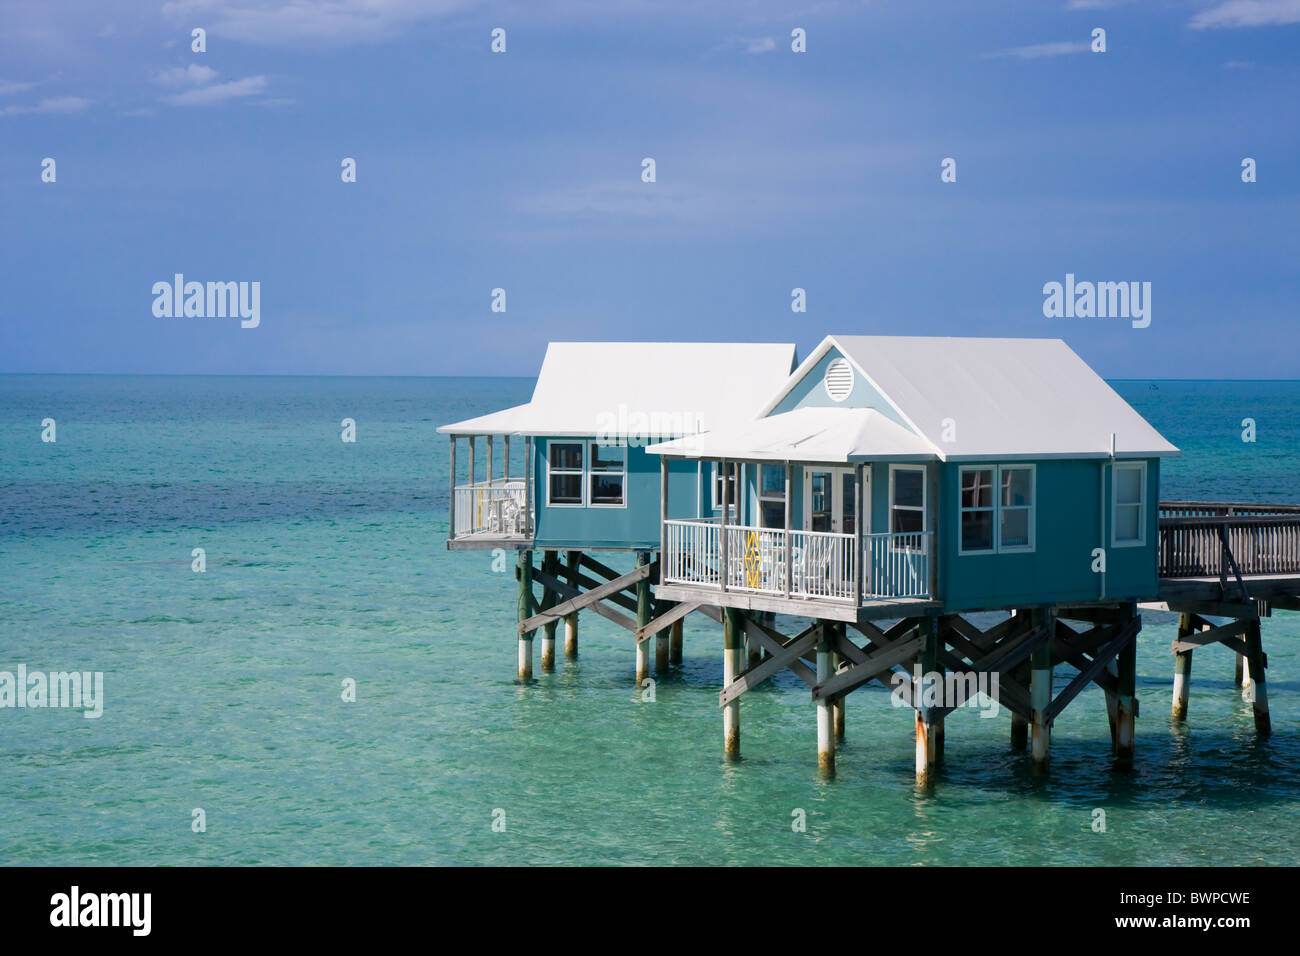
[
  {"xmin": 997, "ymin": 464, "xmax": 1036, "ymax": 553},
  {"xmin": 957, "ymin": 465, "xmax": 997, "ymax": 555},
  {"xmin": 1111, "ymin": 460, "xmax": 1147, "ymax": 548},
  {"xmin": 711, "ymin": 461, "xmax": 738, "ymax": 516},
  {"xmin": 888, "ymin": 464, "xmax": 927, "ymax": 537},
  {"xmin": 546, "ymin": 440, "xmax": 586, "ymax": 508},
  {"xmin": 957, "ymin": 464, "xmax": 1036, "ymax": 555},
  {"xmin": 588, "ymin": 440, "xmax": 628, "ymax": 510}
]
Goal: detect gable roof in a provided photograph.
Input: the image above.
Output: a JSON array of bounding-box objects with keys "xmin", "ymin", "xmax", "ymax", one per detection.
[
  {"xmin": 758, "ymin": 335, "xmax": 1178, "ymax": 461},
  {"xmin": 646, "ymin": 406, "xmax": 935, "ymax": 463},
  {"xmin": 438, "ymin": 342, "xmax": 797, "ymax": 437}
]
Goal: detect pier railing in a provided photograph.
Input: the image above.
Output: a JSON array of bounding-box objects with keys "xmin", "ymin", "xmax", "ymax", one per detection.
[
  {"xmin": 453, "ymin": 478, "xmax": 532, "ymax": 539},
  {"xmin": 663, "ymin": 519, "xmax": 931, "ymax": 603},
  {"xmin": 1158, "ymin": 501, "xmax": 1300, "ymax": 581}
]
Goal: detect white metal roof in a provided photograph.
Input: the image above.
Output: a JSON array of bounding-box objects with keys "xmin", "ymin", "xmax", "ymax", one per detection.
[
  {"xmin": 759, "ymin": 335, "xmax": 1179, "ymax": 461},
  {"xmin": 438, "ymin": 342, "xmax": 797, "ymax": 437},
  {"xmin": 645, "ymin": 406, "xmax": 937, "ymax": 463}
]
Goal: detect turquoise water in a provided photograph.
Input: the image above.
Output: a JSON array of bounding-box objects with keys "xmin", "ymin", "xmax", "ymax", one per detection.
[{"xmin": 0, "ymin": 375, "xmax": 1296, "ymax": 866}]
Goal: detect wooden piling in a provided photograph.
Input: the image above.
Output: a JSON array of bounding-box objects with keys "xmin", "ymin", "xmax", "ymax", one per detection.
[
  {"xmin": 816, "ymin": 628, "xmax": 835, "ymax": 775},
  {"xmin": 1030, "ymin": 608, "xmax": 1053, "ymax": 774},
  {"xmin": 635, "ymin": 551, "xmax": 652, "ymax": 685},
  {"xmin": 539, "ymin": 550, "xmax": 559, "ymax": 672},
  {"xmin": 1113, "ymin": 605, "xmax": 1137, "ymax": 764},
  {"xmin": 723, "ymin": 607, "xmax": 743, "ymax": 759},
  {"xmin": 831, "ymin": 647, "xmax": 845, "ymax": 742},
  {"xmin": 1235, "ymin": 652, "xmax": 1245, "ymax": 688},
  {"xmin": 915, "ymin": 616, "xmax": 939, "ymax": 786},
  {"xmin": 517, "ymin": 550, "xmax": 534, "ymax": 682},
  {"xmin": 563, "ymin": 551, "xmax": 580, "ymax": 660},
  {"xmin": 1243, "ymin": 618, "xmax": 1271, "ymax": 737},
  {"xmin": 669, "ymin": 618, "xmax": 683, "ymax": 665},
  {"xmin": 1171, "ymin": 612, "xmax": 1192, "ymax": 721},
  {"xmin": 1010, "ymin": 713, "xmax": 1028, "ymax": 751}
]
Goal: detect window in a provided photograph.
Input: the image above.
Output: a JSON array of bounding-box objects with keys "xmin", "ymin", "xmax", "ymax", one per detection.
[
  {"xmin": 547, "ymin": 442, "xmax": 584, "ymax": 506},
  {"xmin": 890, "ymin": 466, "xmax": 926, "ymax": 535},
  {"xmin": 959, "ymin": 468, "xmax": 995, "ymax": 553},
  {"xmin": 712, "ymin": 462, "xmax": 738, "ymax": 515},
  {"xmin": 588, "ymin": 443, "xmax": 626, "ymax": 507},
  {"xmin": 959, "ymin": 464, "xmax": 1035, "ymax": 554},
  {"xmin": 1112, "ymin": 461, "xmax": 1146, "ymax": 547},
  {"xmin": 758, "ymin": 464, "xmax": 786, "ymax": 529}
]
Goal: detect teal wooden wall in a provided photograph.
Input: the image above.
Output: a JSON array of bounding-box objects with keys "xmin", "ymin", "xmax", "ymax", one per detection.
[
  {"xmin": 533, "ymin": 437, "xmax": 699, "ymax": 550},
  {"xmin": 936, "ymin": 457, "xmax": 1160, "ymax": 611}
]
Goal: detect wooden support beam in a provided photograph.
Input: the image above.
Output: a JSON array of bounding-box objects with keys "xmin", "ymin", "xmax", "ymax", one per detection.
[
  {"xmin": 831, "ymin": 648, "xmax": 846, "ymax": 742},
  {"xmin": 742, "ymin": 619, "xmax": 817, "ymax": 687},
  {"xmin": 812, "ymin": 629, "xmax": 924, "ymax": 701},
  {"xmin": 1043, "ymin": 617, "xmax": 1140, "ymax": 725},
  {"xmin": 636, "ymin": 600, "xmax": 701, "ymax": 644},
  {"xmin": 830, "ymin": 624, "xmax": 916, "ymax": 701},
  {"xmin": 521, "ymin": 562, "xmax": 650, "ymax": 633},
  {"xmin": 719, "ymin": 624, "xmax": 822, "ymax": 707},
  {"xmin": 1171, "ymin": 618, "xmax": 1250, "ymax": 656},
  {"xmin": 528, "ymin": 566, "xmax": 638, "ymax": 634}
]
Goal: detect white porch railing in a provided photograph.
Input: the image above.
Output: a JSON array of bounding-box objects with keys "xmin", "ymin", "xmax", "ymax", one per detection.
[
  {"xmin": 453, "ymin": 478, "xmax": 532, "ymax": 538},
  {"xmin": 663, "ymin": 520, "xmax": 932, "ymax": 603}
]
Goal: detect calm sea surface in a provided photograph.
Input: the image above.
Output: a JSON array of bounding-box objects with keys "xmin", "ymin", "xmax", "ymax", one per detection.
[{"xmin": 0, "ymin": 376, "xmax": 1296, "ymax": 865}]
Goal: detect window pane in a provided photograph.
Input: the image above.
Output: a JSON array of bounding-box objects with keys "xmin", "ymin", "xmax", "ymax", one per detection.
[
  {"xmin": 590, "ymin": 444, "xmax": 624, "ymax": 472},
  {"xmin": 961, "ymin": 510, "xmax": 993, "ymax": 551},
  {"xmin": 549, "ymin": 442, "xmax": 583, "ymax": 470},
  {"xmin": 893, "ymin": 469, "xmax": 924, "ymax": 509},
  {"xmin": 1001, "ymin": 507, "xmax": 1030, "ymax": 547},
  {"xmin": 590, "ymin": 474, "xmax": 623, "ymax": 505},
  {"xmin": 760, "ymin": 501, "xmax": 785, "ymax": 529},
  {"xmin": 549, "ymin": 473, "xmax": 582, "ymax": 504},
  {"xmin": 1002, "ymin": 468, "xmax": 1032, "ymax": 507},
  {"xmin": 760, "ymin": 465, "xmax": 785, "ymax": 497},
  {"xmin": 1116, "ymin": 503, "xmax": 1140, "ymax": 541},
  {"xmin": 1116, "ymin": 465, "xmax": 1142, "ymax": 505},
  {"xmin": 892, "ymin": 508, "xmax": 923, "ymax": 534},
  {"xmin": 962, "ymin": 469, "xmax": 993, "ymax": 508}
]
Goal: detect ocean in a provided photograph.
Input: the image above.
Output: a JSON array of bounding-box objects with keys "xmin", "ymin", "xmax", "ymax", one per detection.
[{"xmin": 0, "ymin": 375, "xmax": 1296, "ymax": 865}]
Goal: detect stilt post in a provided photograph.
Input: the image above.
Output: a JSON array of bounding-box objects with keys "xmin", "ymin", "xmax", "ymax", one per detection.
[
  {"xmin": 1030, "ymin": 607, "xmax": 1053, "ymax": 774},
  {"xmin": 722, "ymin": 607, "xmax": 743, "ymax": 759},
  {"xmin": 669, "ymin": 618, "xmax": 683, "ymax": 664},
  {"xmin": 915, "ymin": 615, "xmax": 939, "ymax": 786},
  {"xmin": 1243, "ymin": 618, "xmax": 1271, "ymax": 737},
  {"xmin": 817, "ymin": 624, "xmax": 835, "ymax": 775},
  {"xmin": 517, "ymin": 550, "xmax": 535, "ymax": 681},
  {"xmin": 1113, "ymin": 603, "xmax": 1138, "ymax": 764},
  {"xmin": 635, "ymin": 550, "xmax": 652, "ymax": 685},
  {"xmin": 563, "ymin": 550, "xmax": 579, "ymax": 660},
  {"xmin": 539, "ymin": 550, "xmax": 558, "ymax": 672},
  {"xmin": 1171, "ymin": 612, "xmax": 1192, "ymax": 721}
]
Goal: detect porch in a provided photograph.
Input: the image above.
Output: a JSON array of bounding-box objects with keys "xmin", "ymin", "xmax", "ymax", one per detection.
[
  {"xmin": 660, "ymin": 518, "xmax": 935, "ymax": 615},
  {"xmin": 445, "ymin": 430, "xmax": 536, "ymax": 551}
]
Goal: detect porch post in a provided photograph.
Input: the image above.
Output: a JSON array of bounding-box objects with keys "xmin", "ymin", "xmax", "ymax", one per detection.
[
  {"xmin": 719, "ymin": 458, "xmax": 729, "ymax": 594},
  {"xmin": 657, "ymin": 456, "xmax": 670, "ymax": 672},
  {"xmin": 487, "ymin": 435, "xmax": 494, "ymax": 486},
  {"xmin": 784, "ymin": 461, "xmax": 793, "ymax": 599},
  {"xmin": 524, "ymin": 436, "xmax": 533, "ymax": 536},
  {"xmin": 853, "ymin": 463, "xmax": 863, "ymax": 607},
  {"xmin": 448, "ymin": 436, "xmax": 456, "ymax": 538},
  {"xmin": 504, "ymin": 435, "xmax": 510, "ymax": 482},
  {"xmin": 469, "ymin": 436, "xmax": 476, "ymax": 487}
]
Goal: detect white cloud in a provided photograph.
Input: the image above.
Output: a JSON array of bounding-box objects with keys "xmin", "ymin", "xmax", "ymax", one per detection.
[
  {"xmin": 154, "ymin": 64, "xmax": 219, "ymax": 87},
  {"xmin": 161, "ymin": 75, "xmax": 267, "ymax": 105},
  {"xmin": 0, "ymin": 96, "xmax": 91, "ymax": 117},
  {"xmin": 1191, "ymin": 0, "xmax": 1300, "ymax": 28},
  {"xmin": 739, "ymin": 36, "xmax": 777, "ymax": 54},
  {"xmin": 0, "ymin": 79, "xmax": 37, "ymax": 96},
  {"xmin": 1065, "ymin": 0, "xmax": 1129, "ymax": 9},
  {"xmin": 985, "ymin": 41, "xmax": 1090, "ymax": 59}
]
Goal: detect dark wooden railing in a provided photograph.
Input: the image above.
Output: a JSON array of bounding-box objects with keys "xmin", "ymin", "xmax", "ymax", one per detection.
[{"xmin": 1158, "ymin": 501, "xmax": 1300, "ymax": 584}]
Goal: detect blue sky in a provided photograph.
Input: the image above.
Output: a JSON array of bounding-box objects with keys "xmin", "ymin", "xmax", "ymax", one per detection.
[{"xmin": 1, "ymin": 0, "xmax": 1297, "ymax": 377}]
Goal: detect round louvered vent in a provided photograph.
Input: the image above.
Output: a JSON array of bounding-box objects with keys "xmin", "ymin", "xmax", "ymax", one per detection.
[{"xmin": 823, "ymin": 357, "xmax": 854, "ymax": 402}]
